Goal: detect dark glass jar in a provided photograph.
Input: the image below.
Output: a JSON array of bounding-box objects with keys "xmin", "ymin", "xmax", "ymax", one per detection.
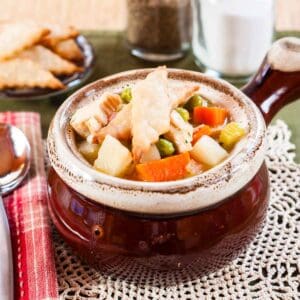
[{"xmin": 126, "ymin": 0, "xmax": 191, "ymax": 62}]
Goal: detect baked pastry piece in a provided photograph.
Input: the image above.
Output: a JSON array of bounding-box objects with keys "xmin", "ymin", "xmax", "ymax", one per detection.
[
  {"xmin": 52, "ymin": 38, "xmax": 83, "ymax": 61},
  {"xmin": 42, "ymin": 24, "xmax": 79, "ymax": 47},
  {"xmin": 0, "ymin": 20, "xmax": 49, "ymax": 60},
  {"xmin": 17, "ymin": 45, "xmax": 82, "ymax": 75},
  {"xmin": 0, "ymin": 58, "xmax": 64, "ymax": 89}
]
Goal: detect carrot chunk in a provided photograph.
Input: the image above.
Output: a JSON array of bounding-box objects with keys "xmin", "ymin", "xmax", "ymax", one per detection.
[
  {"xmin": 136, "ymin": 152, "xmax": 190, "ymax": 182},
  {"xmin": 193, "ymin": 107, "xmax": 227, "ymax": 127},
  {"xmin": 192, "ymin": 125, "xmax": 212, "ymax": 145}
]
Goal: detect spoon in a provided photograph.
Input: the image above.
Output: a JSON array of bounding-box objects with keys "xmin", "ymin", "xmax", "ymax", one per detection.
[{"xmin": 0, "ymin": 123, "xmax": 31, "ymax": 300}]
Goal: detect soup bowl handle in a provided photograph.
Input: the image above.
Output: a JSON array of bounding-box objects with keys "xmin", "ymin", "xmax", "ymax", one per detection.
[{"xmin": 242, "ymin": 37, "xmax": 300, "ymax": 125}]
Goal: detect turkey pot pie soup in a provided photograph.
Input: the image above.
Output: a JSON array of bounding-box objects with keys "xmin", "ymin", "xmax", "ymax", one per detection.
[{"xmin": 71, "ymin": 67, "xmax": 246, "ymax": 182}]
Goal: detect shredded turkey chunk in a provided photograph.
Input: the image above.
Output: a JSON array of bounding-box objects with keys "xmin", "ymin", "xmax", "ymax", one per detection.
[
  {"xmin": 94, "ymin": 102, "xmax": 132, "ymax": 143},
  {"xmin": 70, "ymin": 92, "xmax": 122, "ymax": 138},
  {"xmin": 165, "ymin": 110, "xmax": 193, "ymax": 153}
]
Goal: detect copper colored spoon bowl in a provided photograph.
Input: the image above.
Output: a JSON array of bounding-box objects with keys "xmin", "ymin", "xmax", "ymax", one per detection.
[{"xmin": 0, "ymin": 124, "xmax": 30, "ymax": 300}]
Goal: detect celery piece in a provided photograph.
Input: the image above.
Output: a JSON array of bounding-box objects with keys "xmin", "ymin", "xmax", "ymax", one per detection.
[{"xmin": 219, "ymin": 122, "xmax": 246, "ymax": 150}]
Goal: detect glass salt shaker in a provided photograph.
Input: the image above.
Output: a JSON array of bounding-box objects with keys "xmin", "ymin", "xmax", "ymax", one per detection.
[
  {"xmin": 192, "ymin": 0, "xmax": 275, "ymax": 83},
  {"xmin": 126, "ymin": 0, "xmax": 192, "ymax": 62}
]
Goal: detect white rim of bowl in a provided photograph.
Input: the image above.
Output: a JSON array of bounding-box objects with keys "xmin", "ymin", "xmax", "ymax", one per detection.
[{"xmin": 47, "ymin": 69, "xmax": 266, "ymax": 215}]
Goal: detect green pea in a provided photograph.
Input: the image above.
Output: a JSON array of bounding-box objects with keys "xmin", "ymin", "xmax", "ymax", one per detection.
[
  {"xmin": 185, "ymin": 95, "xmax": 203, "ymax": 111},
  {"xmin": 156, "ymin": 138, "xmax": 175, "ymax": 157},
  {"xmin": 120, "ymin": 87, "xmax": 132, "ymax": 103},
  {"xmin": 176, "ymin": 107, "xmax": 190, "ymax": 122}
]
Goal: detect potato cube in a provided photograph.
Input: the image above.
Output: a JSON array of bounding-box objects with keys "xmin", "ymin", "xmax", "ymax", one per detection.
[
  {"xmin": 190, "ymin": 135, "xmax": 228, "ymax": 166},
  {"xmin": 94, "ymin": 135, "xmax": 132, "ymax": 177},
  {"xmin": 140, "ymin": 145, "xmax": 161, "ymax": 163},
  {"xmin": 78, "ymin": 141, "xmax": 100, "ymax": 163}
]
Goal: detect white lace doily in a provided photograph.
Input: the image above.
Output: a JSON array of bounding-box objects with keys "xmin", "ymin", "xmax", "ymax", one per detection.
[{"xmin": 52, "ymin": 120, "xmax": 300, "ymax": 300}]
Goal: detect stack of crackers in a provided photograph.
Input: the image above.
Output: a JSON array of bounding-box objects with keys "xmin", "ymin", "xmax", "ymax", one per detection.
[{"xmin": 0, "ymin": 20, "xmax": 84, "ymax": 90}]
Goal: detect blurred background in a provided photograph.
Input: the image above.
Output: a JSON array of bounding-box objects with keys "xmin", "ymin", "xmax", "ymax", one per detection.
[
  {"xmin": 0, "ymin": 0, "xmax": 299, "ymax": 31},
  {"xmin": 0, "ymin": 0, "xmax": 299, "ymax": 159}
]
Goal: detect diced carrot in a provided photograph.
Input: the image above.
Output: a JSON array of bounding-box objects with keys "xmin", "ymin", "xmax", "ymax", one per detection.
[
  {"xmin": 192, "ymin": 125, "xmax": 212, "ymax": 145},
  {"xmin": 193, "ymin": 107, "xmax": 227, "ymax": 127},
  {"xmin": 136, "ymin": 152, "xmax": 190, "ymax": 182}
]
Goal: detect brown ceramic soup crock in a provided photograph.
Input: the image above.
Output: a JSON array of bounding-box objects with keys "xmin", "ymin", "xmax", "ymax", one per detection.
[{"xmin": 47, "ymin": 38, "xmax": 300, "ymax": 273}]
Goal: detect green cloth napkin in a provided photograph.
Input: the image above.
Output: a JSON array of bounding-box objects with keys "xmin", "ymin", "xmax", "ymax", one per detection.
[{"xmin": 0, "ymin": 31, "xmax": 299, "ymax": 161}]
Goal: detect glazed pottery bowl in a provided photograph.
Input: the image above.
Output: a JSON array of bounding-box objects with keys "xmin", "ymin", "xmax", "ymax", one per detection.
[{"xmin": 47, "ymin": 37, "xmax": 300, "ymax": 272}]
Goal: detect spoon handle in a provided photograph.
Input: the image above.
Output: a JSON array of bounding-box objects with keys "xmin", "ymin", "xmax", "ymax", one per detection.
[{"xmin": 0, "ymin": 196, "xmax": 14, "ymax": 300}]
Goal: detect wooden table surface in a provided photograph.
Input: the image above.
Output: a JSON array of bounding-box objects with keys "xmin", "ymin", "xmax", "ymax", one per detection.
[{"xmin": 0, "ymin": 0, "xmax": 299, "ymax": 31}]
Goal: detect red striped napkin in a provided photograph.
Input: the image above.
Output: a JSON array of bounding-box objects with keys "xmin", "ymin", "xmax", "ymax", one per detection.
[{"xmin": 0, "ymin": 112, "xmax": 58, "ymax": 300}]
